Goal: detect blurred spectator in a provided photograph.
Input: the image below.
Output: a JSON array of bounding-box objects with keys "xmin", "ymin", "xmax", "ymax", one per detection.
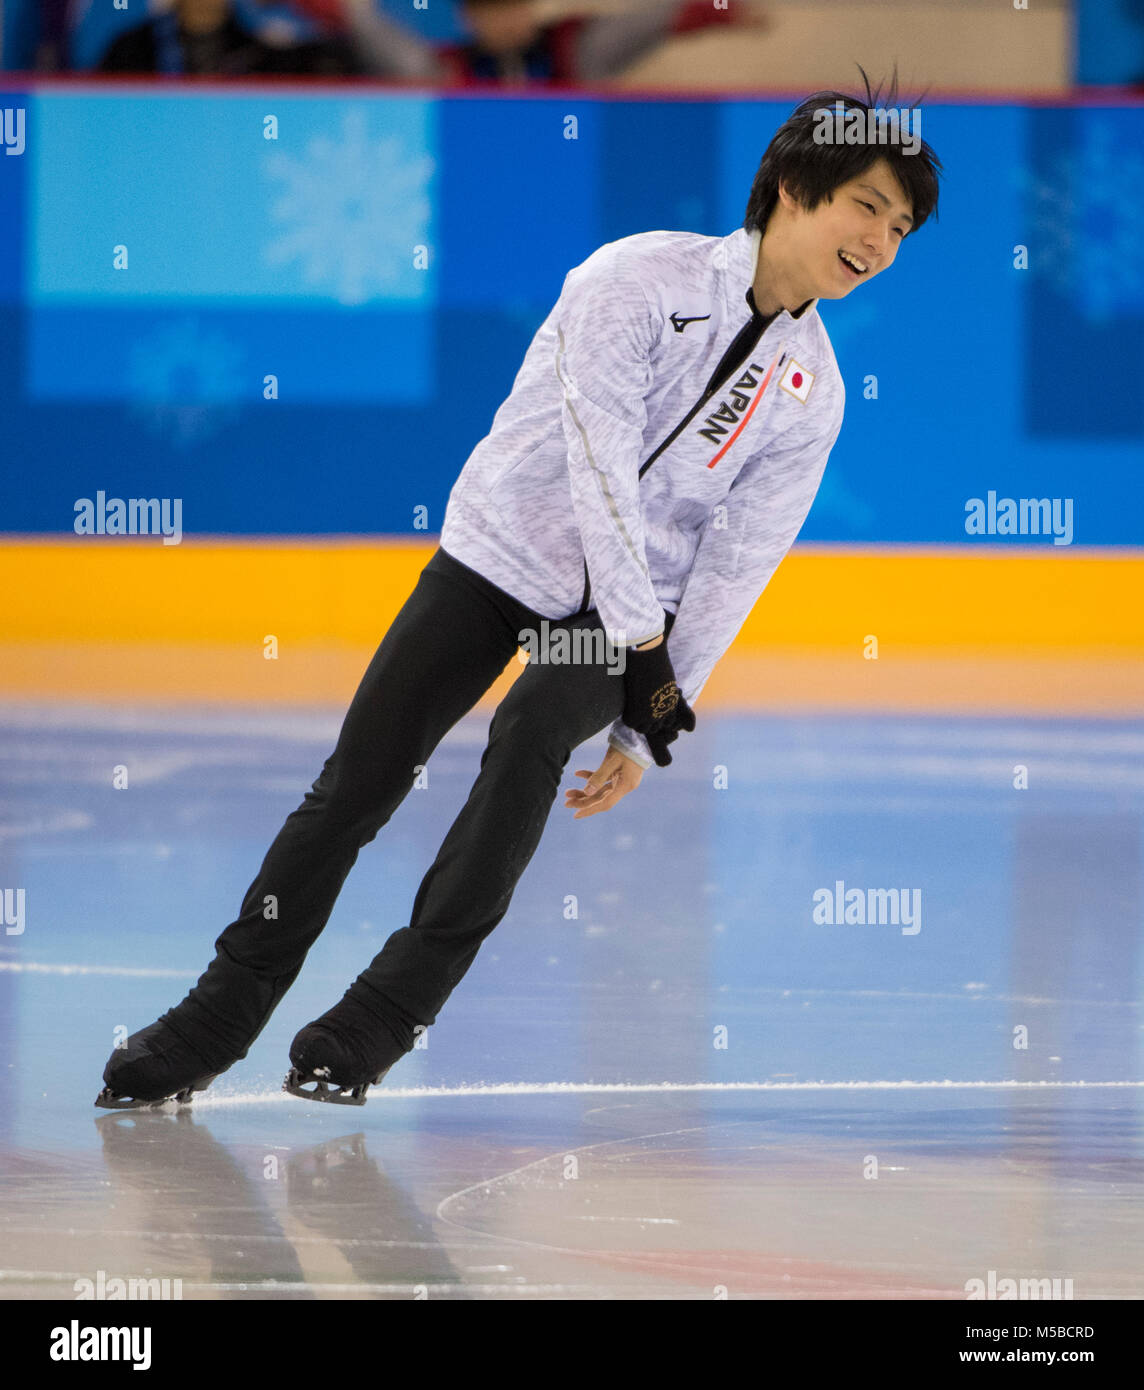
[
  {"xmin": 35, "ymin": 0, "xmax": 76, "ymax": 71},
  {"xmin": 96, "ymin": 0, "xmax": 361, "ymax": 76},
  {"xmin": 290, "ymin": 0, "xmax": 767, "ymax": 87},
  {"xmin": 447, "ymin": 0, "xmax": 759, "ymax": 86}
]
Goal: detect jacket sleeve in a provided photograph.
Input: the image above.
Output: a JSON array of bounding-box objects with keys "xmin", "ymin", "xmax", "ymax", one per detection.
[
  {"xmin": 606, "ymin": 384, "xmax": 845, "ymax": 770},
  {"xmin": 553, "ymin": 246, "xmax": 667, "ymax": 651}
]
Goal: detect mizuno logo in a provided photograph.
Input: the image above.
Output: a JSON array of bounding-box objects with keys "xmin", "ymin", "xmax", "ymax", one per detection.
[{"xmin": 670, "ymin": 311, "xmax": 712, "ymax": 334}]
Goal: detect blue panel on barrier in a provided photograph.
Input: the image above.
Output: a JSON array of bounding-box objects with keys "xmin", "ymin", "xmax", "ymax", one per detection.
[
  {"xmin": 26, "ymin": 306, "xmax": 432, "ymax": 404},
  {"xmin": 0, "ymin": 90, "xmax": 1140, "ymax": 542},
  {"xmin": 598, "ymin": 99, "xmax": 724, "ymax": 244},
  {"xmin": 1024, "ymin": 107, "xmax": 1144, "ymax": 440},
  {"xmin": 436, "ymin": 97, "xmax": 599, "ymax": 309},
  {"xmin": 30, "ymin": 95, "xmax": 437, "ymax": 306}
]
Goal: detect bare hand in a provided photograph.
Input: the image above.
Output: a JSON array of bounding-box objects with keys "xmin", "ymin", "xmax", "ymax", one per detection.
[{"xmin": 563, "ymin": 745, "xmax": 644, "ymax": 819}]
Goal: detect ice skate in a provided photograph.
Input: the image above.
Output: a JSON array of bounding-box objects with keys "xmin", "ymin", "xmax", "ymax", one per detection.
[
  {"xmin": 95, "ymin": 1013, "xmax": 228, "ymax": 1110},
  {"xmin": 283, "ymin": 990, "xmax": 404, "ymax": 1106},
  {"xmin": 281, "ymin": 1065, "xmax": 387, "ymax": 1107},
  {"xmin": 95, "ymin": 948, "xmax": 284, "ymax": 1109}
]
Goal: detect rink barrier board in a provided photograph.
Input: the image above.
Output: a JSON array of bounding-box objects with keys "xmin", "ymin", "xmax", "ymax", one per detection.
[{"xmin": 1, "ymin": 539, "xmax": 1141, "ymax": 711}]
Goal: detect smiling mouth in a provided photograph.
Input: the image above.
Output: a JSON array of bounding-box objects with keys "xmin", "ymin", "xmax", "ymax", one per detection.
[{"xmin": 838, "ymin": 249, "xmax": 869, "ymax": 277}]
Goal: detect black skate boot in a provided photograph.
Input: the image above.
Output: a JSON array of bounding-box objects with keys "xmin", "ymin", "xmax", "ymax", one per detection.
[
  {"xmin": 283, "ymin": 987, "xmax": 408, "ymax": 1106},
  {"xmin": 95, "ymin": 1012, "xmax": 229, "ymax": 1110},
  {"xmin": 96, "ymin": 946, "xmax": 299, "ymax": 1109}
]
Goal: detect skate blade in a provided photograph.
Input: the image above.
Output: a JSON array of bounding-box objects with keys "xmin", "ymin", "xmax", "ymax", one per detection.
[
  {"xmin": 282, "ymin": 1067, "xmax": 385, "ymax": 1107},
  {"xmin": 94, "ymin": 1074, "xmax": 219, "ymax": 1110}
]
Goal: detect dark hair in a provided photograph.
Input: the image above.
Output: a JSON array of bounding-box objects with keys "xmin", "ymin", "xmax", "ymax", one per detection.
[{"xmin": 743, "ymin": 66, "xmax": 943, "ymax": 237}]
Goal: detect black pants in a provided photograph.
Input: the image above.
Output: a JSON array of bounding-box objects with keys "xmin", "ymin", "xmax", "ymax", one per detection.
[{"xmin": 170, "ymin": 545, "xmax": 674, "ymax": 1075}]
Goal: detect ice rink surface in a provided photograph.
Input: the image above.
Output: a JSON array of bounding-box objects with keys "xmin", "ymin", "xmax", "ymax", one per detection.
[{"xmin": 2, "ymin": 701, "xmax": 1142, "ymax": 1300}]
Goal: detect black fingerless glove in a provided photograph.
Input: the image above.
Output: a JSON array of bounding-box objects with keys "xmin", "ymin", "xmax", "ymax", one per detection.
[{"xmin": 622, "ymin": 639, "xmax": 681, "ymax": 734}]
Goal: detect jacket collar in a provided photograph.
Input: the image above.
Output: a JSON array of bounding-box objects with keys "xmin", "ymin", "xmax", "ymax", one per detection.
[{"xmin": 721, "ymin": 225, "xmax": 818, "ymax": 329}]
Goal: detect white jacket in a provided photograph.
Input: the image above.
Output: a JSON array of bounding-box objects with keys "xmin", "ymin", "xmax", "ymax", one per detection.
[{"xmin": 439, "ymin": 224, "xmax": 846, "ymax": 768}]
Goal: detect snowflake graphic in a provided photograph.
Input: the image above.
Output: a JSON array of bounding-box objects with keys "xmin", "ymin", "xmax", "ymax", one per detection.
[
  {"xmin": 261, "ymin": 107, "xmax": 436, "ymax": 306},
  {"xmin": 1016, "ymin": 116, "xmax": 1144, "ymax": 324},
  {"xmin": 126, "ymin": 315, "xmax": 246, "ymax": 451}
]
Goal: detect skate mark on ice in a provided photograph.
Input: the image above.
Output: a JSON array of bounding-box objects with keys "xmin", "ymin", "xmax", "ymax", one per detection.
[
  {"xmin": 0, "ymin": 961, "xmax": 195, "ymax": 978},
  {"xmin": 185, "ymin": 1078, "xmax": 1144, "ymax": 1110}
]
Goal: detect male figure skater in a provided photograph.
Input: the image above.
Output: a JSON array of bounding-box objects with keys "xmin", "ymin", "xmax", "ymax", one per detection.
[{"xmin": 97, "ymin": 75, "xmax": 941, "ymax": 1108}]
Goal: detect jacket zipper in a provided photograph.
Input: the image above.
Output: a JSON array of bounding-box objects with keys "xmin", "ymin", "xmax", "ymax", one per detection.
[{"xmin": 579, "ymin": 308, "xmax": 781, "ymax": 616}]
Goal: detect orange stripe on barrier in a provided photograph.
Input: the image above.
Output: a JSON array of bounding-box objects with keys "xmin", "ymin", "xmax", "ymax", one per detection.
[{"xmin": 1, "ymin": 539, "xmax": 1142, "ymax": 710}]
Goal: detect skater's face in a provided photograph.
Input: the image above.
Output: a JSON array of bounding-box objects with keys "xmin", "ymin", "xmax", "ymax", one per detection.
[{"xmin": 785, "ymin": 158, "xmax": 913, "ymax": 302}]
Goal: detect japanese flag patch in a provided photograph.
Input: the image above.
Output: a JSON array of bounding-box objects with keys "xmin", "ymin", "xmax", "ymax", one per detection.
[{"xmin": 779, "ymin": 359, "xmax": 815, "ymax": 404}]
